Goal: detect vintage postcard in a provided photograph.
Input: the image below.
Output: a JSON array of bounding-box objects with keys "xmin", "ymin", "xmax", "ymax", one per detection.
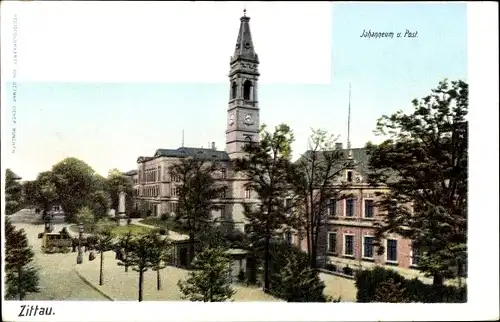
[{"xmin": 1, "ymin": 1, "xmax": 498, "ymax": 322}]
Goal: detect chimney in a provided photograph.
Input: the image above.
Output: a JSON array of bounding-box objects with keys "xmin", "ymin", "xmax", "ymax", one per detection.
[
  {"xmin": 335, "ymin": 143, "xmax": 343, "ymax": 150},
  {"xmin": 211, "ymin": 142, "xmax": 216, "ymax": 150}
]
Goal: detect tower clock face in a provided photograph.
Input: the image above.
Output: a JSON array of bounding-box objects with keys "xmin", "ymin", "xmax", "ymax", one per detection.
[
  {"xmin": 228, "ymin": 113, "xmax": 235, "ymax": 126},
  {"xmin": 244, "ymin": 113, "xmax": 254, "ymax": 125}
]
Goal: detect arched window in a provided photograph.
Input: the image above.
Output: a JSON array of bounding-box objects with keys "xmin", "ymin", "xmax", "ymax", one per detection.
[
  {"xmin": 243, "ymin": 80, "xmax": 252, "ymax": 100},
  {"xmin": 231, "ymin": 81, "xmax": 237, "ymax": 99}
]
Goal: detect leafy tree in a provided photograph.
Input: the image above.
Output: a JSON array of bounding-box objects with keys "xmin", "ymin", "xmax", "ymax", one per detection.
[
  {"xmin": 118, "ymin": 230, "xmax": 134, "ymax": 272},
  {"xmin": 96, "ymin": 226, "xmax": 114, "ymax": 286},
  {"xmin": 5, "ymin": 169, "xmax": 23, "ymax": 215},
  {"xmin": 105, "ymin": 169, "xmax": 134, "ymax": 214},
  {"xmin": 75, "ymin": 206, "xmax": 97, "ymax": 233},
  {"xmin": 117, "ymin": 234, "xmax": 155, "ymax": 302},
  {"xmin": 4, "ymin": 218, "xmax": 40, "ymax": 300},
  {"xmin": 51, "ymin": 157, "xmax": 101, "ymax": 222},
  {"xmin": 233, "ymin": 123, "xmax": 294, "ymax": 292},
  {"xmin": 178, "ymin": 246, "xmax": 235, "ymax": 302},
  {"xmin": 288, "ymin": 129, "xmax": 349, "ymax": 268},
  {"xmin": 89, "ymin": 190, "xmax": 111, "ymax": 220},
  {"xmin": 169, "ymin": 157, "xmax": 225, "ymax": 267},
  {"xmin": 146, "ymin": 232, "xmax": 171, "ymax": 290},
  {"xmin": 24, "ymin": 171, "xmax": 58, "ymax": 218},
  {"xmin": 366, "ymin": 79, "xmax": 468, "ymax": 286}
]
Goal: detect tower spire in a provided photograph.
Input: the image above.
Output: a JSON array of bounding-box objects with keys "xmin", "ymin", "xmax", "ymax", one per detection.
[
  {"xmin": 232, "ymin": 9, "xmax": 258, "ymax": 63},
  {"xmin": 181, "ymin": 129, "xmax": 185, "ymax": 147}
]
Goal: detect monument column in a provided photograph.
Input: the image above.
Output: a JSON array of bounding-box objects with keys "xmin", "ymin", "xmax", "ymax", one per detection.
[{"xmin": 116, "ymin": 191, "xmax": 128, "ymax": 226}]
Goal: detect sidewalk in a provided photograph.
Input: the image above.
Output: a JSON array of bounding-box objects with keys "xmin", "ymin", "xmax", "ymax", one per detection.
[{"xmin": 75, "ymin": 250, "xmax": 280, "ymax": 301}]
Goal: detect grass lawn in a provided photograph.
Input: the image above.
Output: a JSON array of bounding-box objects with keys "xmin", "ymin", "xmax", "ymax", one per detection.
[
  {"xmin": 139, "ymin": 217, "xmax": 188, "ymax": 234},
  {"xmin": 69, "ymin": 223, "xmax": 152, "ymax": 237}
]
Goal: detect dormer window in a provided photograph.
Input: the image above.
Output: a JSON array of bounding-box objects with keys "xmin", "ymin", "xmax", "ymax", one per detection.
[{"xmin": 347, "ymin": 171, "xmax": 353, "ymax": 183}]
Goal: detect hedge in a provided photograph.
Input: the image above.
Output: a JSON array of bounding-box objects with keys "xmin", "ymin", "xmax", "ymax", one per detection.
[{"xmin": 355, "ymin": 266, "xmax": 467, "ymax": 303}]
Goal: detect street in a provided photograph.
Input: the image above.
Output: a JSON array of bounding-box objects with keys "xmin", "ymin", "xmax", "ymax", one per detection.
[{"xmin": 7, "ymin": 210, "xmax": 109, "ymax": 301}]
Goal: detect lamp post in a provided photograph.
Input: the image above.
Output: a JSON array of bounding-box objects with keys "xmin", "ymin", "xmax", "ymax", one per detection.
[{"xmin": 77, "ymin": 222, "xmax": 84, "ymax": 264}]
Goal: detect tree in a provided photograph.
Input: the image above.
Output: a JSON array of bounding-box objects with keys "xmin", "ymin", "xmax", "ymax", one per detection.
[
  {"xmin": 105, "ymin": 169, "xmax": 134, "ymax": 213},
  {"xmin": 89, "ymin": 190, "xmax": 111, "ymax": 220},
  {"xmin": 118, "ymin": 230, "xmax": 134, "ymax": 272},
  {"xmin": 117, "ymin": 234, "xmax": 155, "ymax": 302},
  {"xmin": 24, "ymin": 171, "xmax": 58, "ymax": 218},
  {"xmin": 147, "ymin": 232, "xmax": 171, "ymax": 290},
  {"xmin": 288, "ymin": 129, "xmax": 349, "ymax": 268},
  {"xmin": 4, "ymin": 218, "xmax": 40, "ymax": 300},
  {"xmin": 75, "ymin": 206, "xmax": 97, "ymax": 233},
  {"xmin": 276, "ymin": 248, "xmax": 327, "ymax": 302},
  {"xmin": 51, "ymin": 157, "xmax": 101, "ymax": 222},
  {"xmin": 169, "ymin": 157, "xmax": 225, "ymax": 266},
  {"xmin": 177, "ymin": 246, "xmax": 235, "ymax": 302},
  {"xmin": 5, "ymin": 169, "xmax": 23, "ymax": 215},
  {"xmin": 366, "ymin": 79, "xmax": 468, "ymax": 286},
  {"xmin": 233, "ymin": 123, "xmax": 294, "ymax": 292},
  {"xmin": 96, "ymin": 226, "xmax": 114, "ymax": 286}
]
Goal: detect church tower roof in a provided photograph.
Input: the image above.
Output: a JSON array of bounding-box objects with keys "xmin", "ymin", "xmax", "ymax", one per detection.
[{"xmin": 231, "ymin": 9, "xmax": 259, "ymax": 63}]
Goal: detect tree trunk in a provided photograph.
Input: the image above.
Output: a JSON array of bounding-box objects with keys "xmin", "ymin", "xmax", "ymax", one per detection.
[
  {"xmin": 157, "ymin": 267, "xmax": 161, "ymax": 290},
  {"xmin": 124, "ymin": 252, "xmax": 128, "ymax": 272},
  {"xmin": 189, "ymin": 233, "xmax": 195, "ymax": 268},
  {"xmin": 138, "ymin": 269, "xmax": 144, "ymax": 302},
  {"xmin": 433, "ymin": 273, "xmax": 444, "ymax": 287},
  {"xmin": 263, "ymin": 234, "xmax": 270, "ymax": 293},
  {"xmin": 99, "ymin": 251, "xmax": 104, "ymax": 285}
]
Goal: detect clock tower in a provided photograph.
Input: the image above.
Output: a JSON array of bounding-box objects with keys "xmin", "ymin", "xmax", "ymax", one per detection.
[{"xmin": 226, "ymin": 10, "xmax": 260, "ymax": 160}]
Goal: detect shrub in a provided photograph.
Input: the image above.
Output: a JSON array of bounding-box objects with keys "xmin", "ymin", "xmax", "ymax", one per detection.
[
  {"xmin": 158, "ymin": 228, "xmax": 167, "ymax": 235},
  {"xmin": 355, "ymin": 267, "xmax": 467, "ymax": 303},
  {"xmin": 160, "ymin": 213, "xmax": 169, "ymax": 221}
]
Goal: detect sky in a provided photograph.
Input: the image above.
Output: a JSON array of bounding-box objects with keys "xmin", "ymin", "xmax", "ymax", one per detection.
[{"xmin": 1, "ymin": 2, "xmax": 467, "ymax": 181}]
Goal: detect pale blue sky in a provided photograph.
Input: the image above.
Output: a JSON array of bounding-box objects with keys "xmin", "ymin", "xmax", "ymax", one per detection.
[{"xmin": 4, "ymin": 3, "xmax": 467, "ymax": 180}]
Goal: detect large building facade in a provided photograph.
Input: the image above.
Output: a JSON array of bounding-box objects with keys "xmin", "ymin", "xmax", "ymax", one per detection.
[
  {"xmin": 129, "ymin": 12, "xmax": 261, "ymax": 231},
  {"xmin": 127, "ymin": 12, "xmax": 420, "ymax": 274}
]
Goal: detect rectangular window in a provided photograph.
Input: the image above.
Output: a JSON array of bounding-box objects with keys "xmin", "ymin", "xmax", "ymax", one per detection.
[
  {"xmin": 364, "ymin": 200, "xmax": 374, "ymax": 218},
  {"xmin": 327, "ymin": 232, "xmax": 337, "ymax": 253},
  {"xmin": 284, "ymin": 231, "xmax": 292, "ymax": 244},
  {"xmin": 411, "ymin": 244, "xmax": 421, "ymax": 266},
  {"xmin": 221, "ymin": 188, "xmax": 226, "ymax": 199},
  {"xmin": 328, "ymin": 199, "xmax": 337, "ymax": 217},
  {"xmin": 363, "ymin": 236, "xmax": 375, "ymax": 258},
  {"xmin": 387, "ymin": 239, "xmax": 398, "ymax": 262},
  {"xmin": 245, "ymin": 188, "xmax": 251, "ymax": 199},
  {"xmin": 221, "ymin": 168, "xmax": 226, "ymax": 180},
  {"xmin": 346, "ymin": 199, "xmax": 355, "ymax": 217},
  {"xmin": 344, "ymin": 235, "xmax": 354, "ymax": 256}
]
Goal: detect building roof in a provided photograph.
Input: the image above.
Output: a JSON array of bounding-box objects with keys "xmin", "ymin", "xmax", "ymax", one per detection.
[
  {"xmin": 231, "ymin": 10, "xmax": 259, "ymax": 63},
  {"xmin": 123, "ymin": 170, "xmax": 138, "ymax": 176},
  {"xmin": 296, "ymin": 147, "xmax": 371, "ymax": 177},
  {"xmin": 137, "ymin": 147, "xmax": 230, "ymax": 164},
  {"xmin": 154, "ymin": 147, "xmax": 230, "ymax": 161}
]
